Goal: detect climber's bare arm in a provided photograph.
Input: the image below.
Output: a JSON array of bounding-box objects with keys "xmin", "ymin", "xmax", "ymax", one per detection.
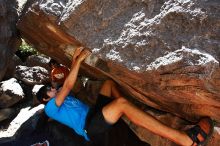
[{"xmin": 55, "ymin": 49, "xmax": 91, "ymax": 106}]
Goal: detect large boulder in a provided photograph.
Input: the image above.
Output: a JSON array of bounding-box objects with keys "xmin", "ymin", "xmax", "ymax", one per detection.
[
  {"xmin": 0, "ymin": 0, "xmax": 21, "ymax": 81},
  {"xmin": 17, "ymin": 0, "xmax": 220, "ymax": 122},
  {"xmin": 17, "ymin": 0, "xmax": 220, "ymax": 145}
]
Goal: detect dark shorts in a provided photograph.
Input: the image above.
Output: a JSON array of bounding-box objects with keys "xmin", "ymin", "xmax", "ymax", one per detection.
[{"xmin": 84, "ymin": 94, "xmax": 113, "ymax": 141}]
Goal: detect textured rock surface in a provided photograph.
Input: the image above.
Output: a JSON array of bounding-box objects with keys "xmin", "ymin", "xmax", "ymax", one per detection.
[
  {"xmin": 24, "ymin": 55, "xmax": 51, "ymax": 71},
  {"xmin": 17, "ymin": 0, "xmax": 220, "ymax": 145},
  {"xmin": 0, "ymin": 78, "xmax": 25, "ymax": 108},
  {"xmin": 14, "ymin": 65, "xmax": 50, "ymax": 86},
  {"xmin": 0, "ymin": 0, "xmax": 21, "ymax": 81},
  {"xmin": 3, "ymin": 55, "xmax": 23, "ymax": 80},
  {"xmin": 19, "ymin": 0, "xmax": 220, "ymax": 70}
]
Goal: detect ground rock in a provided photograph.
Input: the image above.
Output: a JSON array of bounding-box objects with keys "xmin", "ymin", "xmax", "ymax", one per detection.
[
  {"xmin": 0, "ymin": 78, "xmax": 25, "ymax": 108},
  {"xmin": 0, "ymin": 108, "xmax": 16, "ymax": 122}
]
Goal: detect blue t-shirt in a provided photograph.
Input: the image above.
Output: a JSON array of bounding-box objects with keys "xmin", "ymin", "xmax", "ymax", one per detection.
[{"xmin": 45, "ymin": 96, "xmax": 90, "ymax": 141}]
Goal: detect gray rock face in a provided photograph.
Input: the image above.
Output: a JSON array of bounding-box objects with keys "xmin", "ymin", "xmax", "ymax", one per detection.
[
  {"xmin": 3, "ymin": 55, "xmax": 23, "ymax": 80},
  {"xmin": 14, "ymin": 65, "xmax": 50, "ymax": 86},
  {"xmin": 0, "ymin": 0, "xmax": 21, "ymax": 81},
  {"xmin": 38, "ymin": 0, "xmax": 220, "ymax": 72},
  {"xmin": 24, "ymin": 55, "xmax": 51, "ymax": 71}
]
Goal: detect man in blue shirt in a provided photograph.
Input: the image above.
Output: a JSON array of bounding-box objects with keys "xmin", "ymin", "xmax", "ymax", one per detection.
[{"xmin": 37, "ymin": 47, "xmax": 214, "ymax": 146}]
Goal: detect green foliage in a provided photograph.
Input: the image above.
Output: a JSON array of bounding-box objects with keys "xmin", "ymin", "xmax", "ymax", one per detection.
[{"xmin": 19, "ymin": 39, "xmax": 38, "ymax": 54}]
